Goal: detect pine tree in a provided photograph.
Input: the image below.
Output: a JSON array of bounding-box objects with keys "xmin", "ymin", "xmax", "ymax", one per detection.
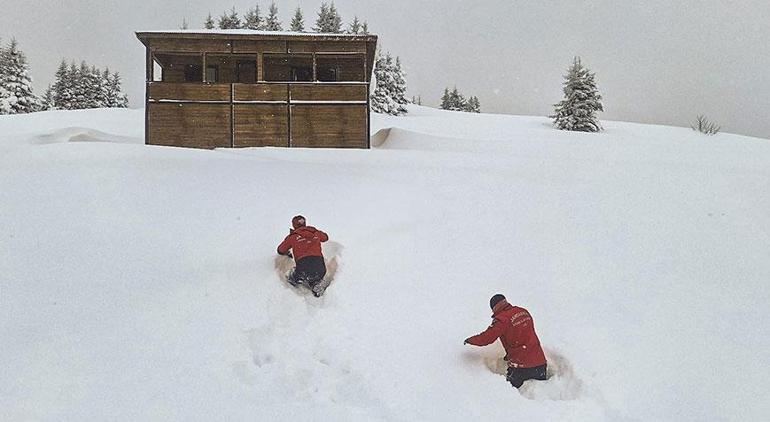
[
  {"xmin": 551, "ymin": 57, "xmax": 603, "ymax": 132},
  {"xmin": 41, "ymin": 84, "xmax": 55, "ymax": 110},
  {"xmin": 107, "ymin": 71, "xmax": 129, "ymax": 108},
  {"xmin": 264, "ymin": 2, "xmax": 282, "ymax": 31},
  {"xmin": 0, "ymin": 38, "xmax": 9, "ymax": 114},
  {"xmin": 290, "ymin": 7, "xmax": 304, "ymax": 32},
  {"xmin": 393, "ymin": 56, "xmax": 408, "ymax": 106},
  {"xmin": 314, "ymin": 2, "xmax": 342, "ymax": 33},
  {"xmin": 440, "ymin": 88, "xmax": 450, "ymax": 110},
  {"xmin": 348, "ymin": 16, "xmax": 361, "ymax": 34},
  {"xmin": 89, "ymin": 65, "xmax": 106, "ymax": 108},
  {"xmin": 243, "ymin": 5, "xmax": 263, "ymax": 30},
  {"xmin": 218, "ymin": 7, "xmax": 242, "ymax": 29},
  {"xmin": 0, "ymin": 39, "xmax": 39, "ymax": 114},
  {"xmin": 204, "ymin": 13, "xmax": 215, "ymax": 29},
  {"xmin": 465, "ymin": 96, "xmax": 481, "ymax": 113},
  {"xmin": 328, "ymin": 2, "xmax": 342, "ymax": 33},
  {"xmin": 450, "ymin": 87, "xmax": 465, "ymax": 111},
  {"xmin": 361, "ymin": 21, "xmax": 369, "ymax": 35},
  {"xmin": 370, "ymin": 51, "xmax": 406, "ymax": 116},
  {"xmin": 51, "ymin": 60, "xmax": 71, "ymax": 110},
  {"xmin": 314, "ymin": 3, "xmax": 329, "ymax": 32}
]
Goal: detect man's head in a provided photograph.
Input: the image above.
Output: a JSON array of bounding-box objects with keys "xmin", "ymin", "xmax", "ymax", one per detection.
[
  {"xmin": 489, "ymin": 294, "xmax": 507, "ymax": 310},
  {"xmin": 292, "ymin": 215, "xmax": 306, "ymax": 229}
]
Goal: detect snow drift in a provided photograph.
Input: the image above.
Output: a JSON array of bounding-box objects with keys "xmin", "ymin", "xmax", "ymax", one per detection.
[{"xmin": 1, "ymin": 106, "xmax": 768, "ymax": 421}]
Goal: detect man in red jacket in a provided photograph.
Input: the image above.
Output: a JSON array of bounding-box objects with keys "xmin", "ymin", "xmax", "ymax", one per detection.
[
  {"xmin": 464, "ymin": 294, "xmax": 547, "ymax": 388},
  {"xmin": 277, "ymin": 215, "xmax": 329, "ymax": 296}
]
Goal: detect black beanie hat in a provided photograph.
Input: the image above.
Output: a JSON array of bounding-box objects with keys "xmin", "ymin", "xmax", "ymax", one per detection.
[{"xmin": 489, "ymin": 294, "xmax": 506, "ymax": 309}]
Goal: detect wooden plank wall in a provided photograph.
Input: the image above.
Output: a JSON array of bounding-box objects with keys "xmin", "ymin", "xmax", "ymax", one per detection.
[
  {"xmin": 291, "ymin": 105, "xmax": 368, "ymax": 148},
  {"xmin": 234, "ymin": 105, "xmax": 288, "ymax": 147},
  {"xmin": 148, "ymin": 103, "xmax": 231, "ymax": 148},
  {"xmin": 149, "ymin": 83, "xmax": 230, "ymax": 101}
]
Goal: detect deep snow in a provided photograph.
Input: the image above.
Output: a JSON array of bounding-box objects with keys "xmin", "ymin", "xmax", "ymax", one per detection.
[{"xmin": 1, "ymin": 106, "xmax": 769, "ymax": 421}]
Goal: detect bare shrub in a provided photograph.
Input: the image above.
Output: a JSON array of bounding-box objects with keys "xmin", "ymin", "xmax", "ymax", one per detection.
[{"xmin": 692, "ymin": 115, "xmax": 721, "ymax": 135}]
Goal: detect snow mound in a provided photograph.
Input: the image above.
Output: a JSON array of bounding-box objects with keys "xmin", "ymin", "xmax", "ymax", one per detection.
[{"xmin": 32, "ymin": 127, "xmax": 142, "ymax": 145}]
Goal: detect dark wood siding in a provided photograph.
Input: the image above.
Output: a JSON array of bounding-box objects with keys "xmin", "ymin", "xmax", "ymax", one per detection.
[
  {"xmin": 288, "ymin": 41, "xmax": 366, "ymax": 53},
  {"xmin": 148, "ymin": 103, "xmax": 231, "ymax": 148},
  {"xmin": 290, "ymin": 105, "xmax": 367, "ymax": 148},
  {"xmin": 234, "ymin": 83, "xmax": 288, "ymax": 101},
  {"xmin": 150, "ymin": 38, "xmax": 231, "ymax": 53},
  {"xmin": 290, "ymin": 85, "xmax": 367, "ymax": 102},
  {"xmin": 148, "ymin": 83, "xmax": 230, "ymax": 101},
  {"xmin": 233, "ymin": 105, "xmax": 288, "ymax": 147}
]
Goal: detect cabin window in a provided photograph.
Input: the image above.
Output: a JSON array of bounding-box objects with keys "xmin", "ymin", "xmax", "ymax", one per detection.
[
  {"xmin": 237, "ymin": 60, "xmax": 257, "ymax": 83},
  {"xmin": 184, "ymin": 65, "xmax": 203, "ymax": 82},
  {"xmin": 264, "ymin": 54, "xmax": 313, "ymax": 82},
  {"xmin": 152, "ymin": 60, "xmax": 163, "ymax": 82},
  {"xmin": 152, "ymin": 53, "xmax": 203, "ymax": 83},
  {"xmin": 316, "ymin": 55, "xmax": 366, "ymax": 82},
  {"xmin": 205, "ymin": 65, "xmax": 219, "ymax": 83}
]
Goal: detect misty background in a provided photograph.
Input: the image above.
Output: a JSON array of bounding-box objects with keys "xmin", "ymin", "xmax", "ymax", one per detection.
[{"xmin": 1, "ymin": 0, "xmax": 768, "ymax": 139}]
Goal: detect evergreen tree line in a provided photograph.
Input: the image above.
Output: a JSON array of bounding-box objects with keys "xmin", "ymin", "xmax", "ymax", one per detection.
[
  {"xmin": 440, "ymin": 87, "xmax": 480, "ymax": 113},
  {"xmin": 200, "ymin": 1, "xmax": 368, "ymax": 34},
  {"xmin": 370, "ymin": 51, "xmax": 408, "ymax": 116},
  {"xmin": 42, "ymin": 60, "xmax": 128, "ymax": 111},
  {"xmin": 0, "ymin": 38, "xmax": 39, "ymax": 114},
  {"xmin": 0, "ymin": 37, "xmax": 129, "ymax": 114}
]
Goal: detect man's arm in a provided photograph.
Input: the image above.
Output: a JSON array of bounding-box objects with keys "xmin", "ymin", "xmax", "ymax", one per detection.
[
  {"xmin": 316, "ymin": 229, "xmax": 329, "ymax": 242},
  {"xmin": 277, "ymin": 234, "xmax": 294, "ymax": 255},
  {"xmin": 464, "ymin": 318, "xmax": 506, "ymax": 346}
]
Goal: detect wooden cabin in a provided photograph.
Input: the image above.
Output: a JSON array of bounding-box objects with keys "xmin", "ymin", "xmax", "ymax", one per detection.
[{"xmin": 135, "ymin": 30, "xmax": 377, "ymax": 149}]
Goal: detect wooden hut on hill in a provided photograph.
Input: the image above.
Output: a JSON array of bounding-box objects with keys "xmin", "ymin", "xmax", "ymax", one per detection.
[{"xmin": 135, "ymin": 30, "xmax": 377, "ymax": 149}]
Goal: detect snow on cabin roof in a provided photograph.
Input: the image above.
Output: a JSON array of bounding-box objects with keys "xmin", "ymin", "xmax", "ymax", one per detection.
[{"xmin": 136, "ymin": 29, "xmax": 376, "ymax": 39}]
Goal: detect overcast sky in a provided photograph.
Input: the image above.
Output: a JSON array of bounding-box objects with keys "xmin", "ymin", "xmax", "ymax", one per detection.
[{"xmin": 1, "ymin": 0, "xmax": 768, "ymax": 138}]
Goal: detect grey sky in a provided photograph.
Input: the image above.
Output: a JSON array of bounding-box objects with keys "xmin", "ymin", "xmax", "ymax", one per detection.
[{"xmin": 1, "ymin": 0, "xmax": 769, "ymax": 138}]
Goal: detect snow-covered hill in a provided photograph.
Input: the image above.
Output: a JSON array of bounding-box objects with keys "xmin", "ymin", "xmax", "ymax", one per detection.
[{"xmin": 1, "ymin": 106, "xmax": 768, "ymax": 421}]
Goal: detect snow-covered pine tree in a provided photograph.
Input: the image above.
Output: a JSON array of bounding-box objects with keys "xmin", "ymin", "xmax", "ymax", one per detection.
[
  {"xmin": 101, "ymin": 68, "xmax": 113, "ymax": 107},
  {"xmin": 0, "ymin": 39, "xmax": 39, "ymax": 114},
  {"xmin": 41, "ymin": 84, "xmax": 55, "ymax": 110},
  {"xmin": 370, "ymin": 52, "xmax": 406, "ymax": 116},
  {"xmin": 243, "ymin": 6, "xmax": 263, "ymax": 30},
  {"xmin": 361, "ymin": 21, "xmax": 369, "ymax": 35},
  {"xmin": 204, "ymin": 13, "xmax": 215, "ymax": 29},
  {"xmin": 313, "ymin": 3, "xmax": 328, "ymax": 32},
  {"xmin": 107, "ymin": 71, "xmax": 129, "ymax": 108},
  {"xmin": 88, "ymin": 65, "xmax": 106, "ymax": 108},
  {"xmin": 393, "ymin": 56, "xmax": 408, "ymax": 107},
  {"xmin": 440, "ymin": 88, "xmax": 450, "ymax": 110},
  {"xmin": 72, "ymin": 62, "xmax": 90, "ymax": 109},
  {"xmin": 551, "ymin": 57, "xmax": 603, "ymax": 132},
  {"xmin": 218, "ymin": 7, "xmax": 242, "ymax": 29},
  {"xmin": 314, "ymin": 2, "xmax": 342, "ymax": 33},
  {"xmin": 327, "ymin": 2, "xmax": 342, "ymax": 33},
  {"xmin": 51, "ymin": 60, "xmax": 70, "ymax": 110},
  {"xmin": 348, "ymin": 16, "xmax": 361, "ymax": 34},
  {"xmin": 449, "ymin": 87, "xmax": 465, "ymax": 111},
  {"xmin": 465, "ymin": 96, "xmax": 481, "ymax": 113},
  {"xmin": 0, "ymin": 38, "xmax": 9, "ymax": 114},
  {"xmin": 264, "ymin": 2, "xmax": 282, "ymax": 31},
  {"xmin": 290, "ymin": 7, "xmax": 304, "ymax": 32}
]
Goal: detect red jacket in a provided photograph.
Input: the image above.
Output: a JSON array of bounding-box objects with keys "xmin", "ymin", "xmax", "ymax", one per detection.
[
  {"xmin": 466, "ymin": 300, "xmax": 546, "ymax": 368},
  {"xmin": 277, "ymin": 226, "xmax": 328, "ymax": 261}
]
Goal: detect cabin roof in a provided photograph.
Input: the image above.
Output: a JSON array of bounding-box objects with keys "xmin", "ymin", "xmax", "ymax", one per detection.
[{"xmin": 136, "ymin": 29, "xmax": 377, "ymax": 46}]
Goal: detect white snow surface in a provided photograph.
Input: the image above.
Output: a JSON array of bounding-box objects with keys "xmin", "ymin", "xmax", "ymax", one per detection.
[{"xmin": 1, "ymin": 106, "xmax": 769, "ymax": 421}]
